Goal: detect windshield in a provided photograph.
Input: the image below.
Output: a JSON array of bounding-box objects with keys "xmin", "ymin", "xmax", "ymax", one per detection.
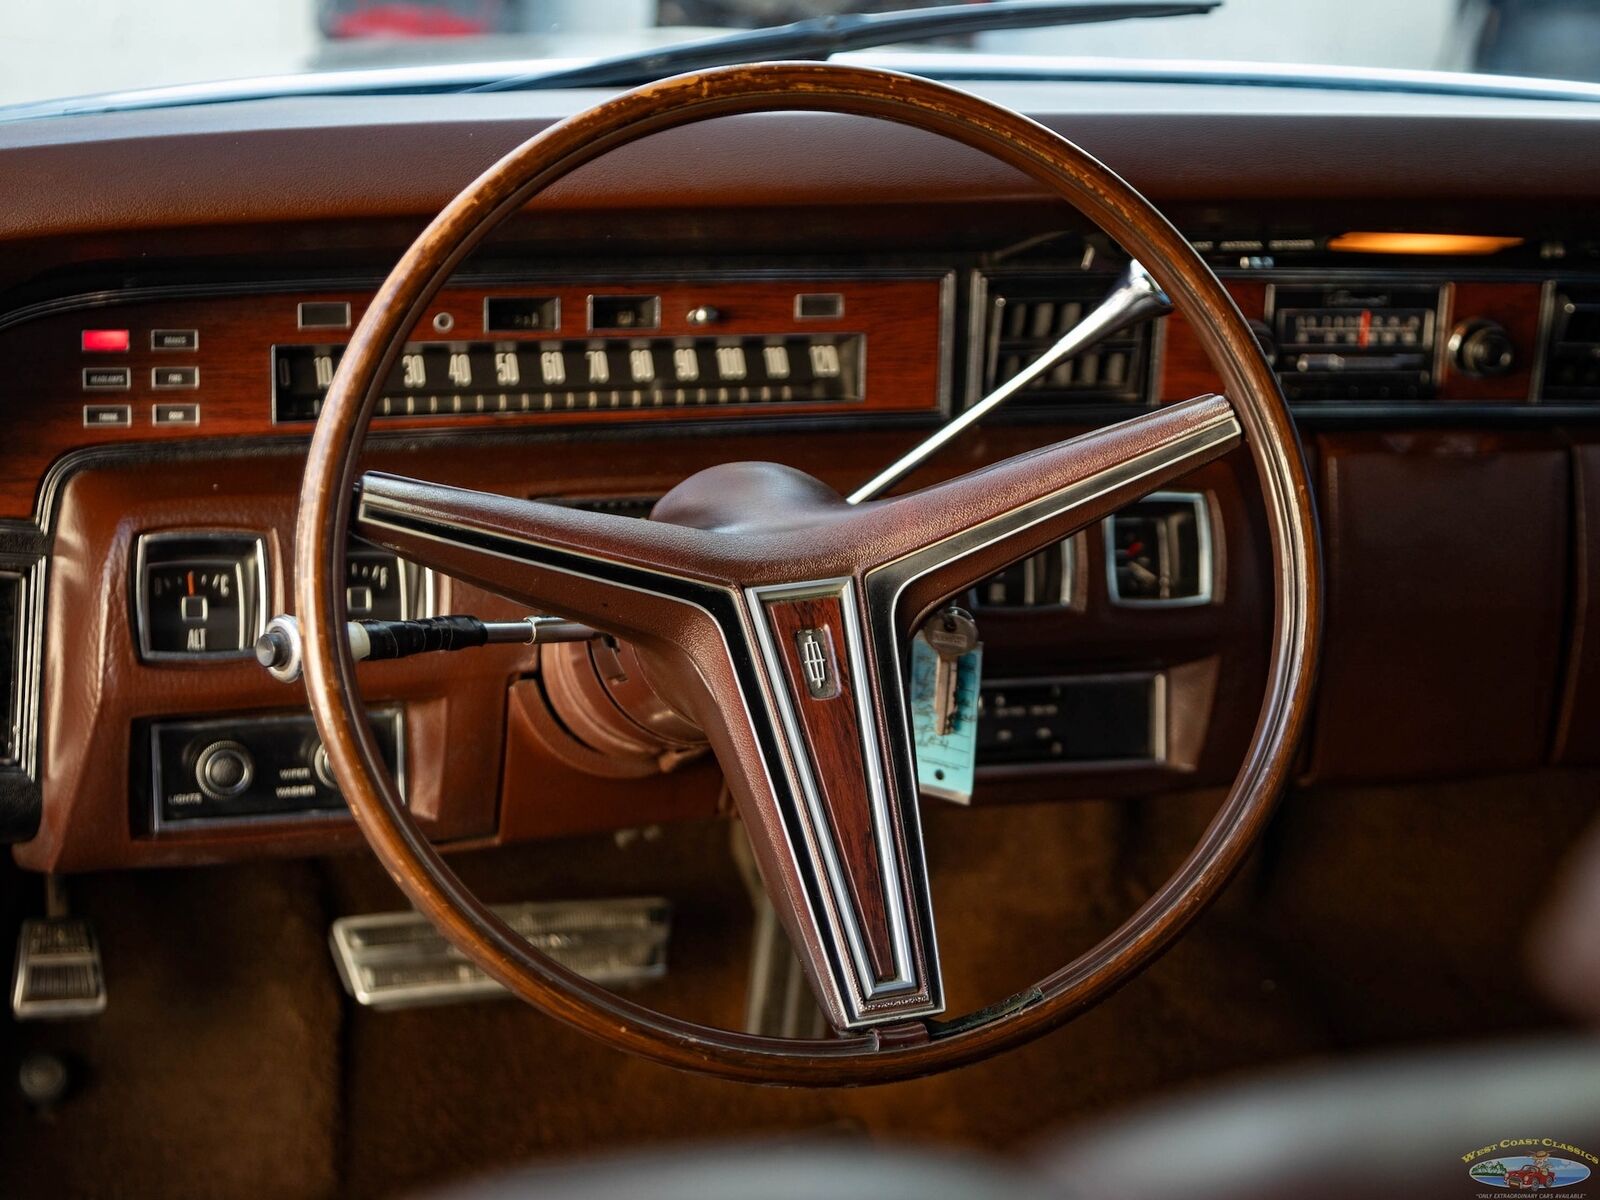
[{"xmin": 5, "ymin": 0, "xmax": 1599, "ymax": 110}]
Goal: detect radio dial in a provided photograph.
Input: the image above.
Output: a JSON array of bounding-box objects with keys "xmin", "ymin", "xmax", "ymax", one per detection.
[{"xmin": 1450, "ymin": 319, "xmax": 1516, "ymax": 378}]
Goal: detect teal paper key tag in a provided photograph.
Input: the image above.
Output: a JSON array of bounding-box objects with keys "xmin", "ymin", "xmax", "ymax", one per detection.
[{"xmin": 910, "ymin": 633, "xmax": 982, "ymax": 805}]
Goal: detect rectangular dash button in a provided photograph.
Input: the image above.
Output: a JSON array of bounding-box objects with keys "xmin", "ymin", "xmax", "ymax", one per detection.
[
  {"xmin": 298, "ymin": 301, "xmax": 351, "ymax": 329},
  {"xmin": 795, "ymin": 293, "xmax": 844, "ymax": 320},
  {"xmin": 151, "ymin": 366, "xmax": 198, "ymax": 389},
  {"xmin": 83, "ymin": 404, "xmax": 131, "ymax": 427},
  {"xmin": 153, "ymin": 402, "xmax": 199, "ymax": 426},
  {"xmin": 82, "ymin": 366, "xmax": 131, "ymax": 390},
  {"xmin": 151, "ymin": 329, "xmax": 198, "ymax": 351}
]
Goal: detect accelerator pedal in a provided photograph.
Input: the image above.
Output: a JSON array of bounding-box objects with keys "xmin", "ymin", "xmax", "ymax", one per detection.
[
  {"xmin": 330, "ymin": 898, "xmax": 670, "ymax": 1010},
  {"xmin": 11, "ymin": 918, "xmax": 107, "ymax": 1020}
]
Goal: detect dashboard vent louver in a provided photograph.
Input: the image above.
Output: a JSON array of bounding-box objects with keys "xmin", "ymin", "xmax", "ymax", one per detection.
[
  {"xmin": 976, "ymin": 274, "xmax": 1151, "ymax": 410},
  {"xmin": 1544, "ymin": 286, "xmax": 1600, "ymax": 401}
]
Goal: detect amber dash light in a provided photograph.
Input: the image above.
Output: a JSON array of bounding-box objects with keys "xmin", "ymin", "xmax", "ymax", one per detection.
[
  {"xmin": 81, "ymin": 329, "xmax": 130, "ymax": 352},
  {"xmin": 1327, "ymin": 232, "xmax": 1525, "ymax": 257}
]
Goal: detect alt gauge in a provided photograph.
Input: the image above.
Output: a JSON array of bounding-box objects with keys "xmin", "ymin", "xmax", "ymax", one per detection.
[{"xmin": 135, "ymin": 532, "xmax": 266, "ymax": 660}]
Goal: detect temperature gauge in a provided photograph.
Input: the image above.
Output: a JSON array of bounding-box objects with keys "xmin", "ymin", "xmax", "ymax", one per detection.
[
  {"xmin": 135, "ymin": 533, "xmax": 266, "ymax": 660},
  {"xmin": 346, "ymin": 545, "xmax": 426, "ymax": 622}
]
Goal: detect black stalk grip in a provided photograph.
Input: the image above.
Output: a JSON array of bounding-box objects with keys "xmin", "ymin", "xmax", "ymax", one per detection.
[{"xmin": 358, "ymin": 616, "xmax": 489, "ymax": 661}]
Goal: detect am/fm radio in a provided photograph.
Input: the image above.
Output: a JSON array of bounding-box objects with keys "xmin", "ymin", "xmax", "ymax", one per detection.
[{"xmin": 1268, "ymin": 284, "xmax": 1440, "ymax": 401}]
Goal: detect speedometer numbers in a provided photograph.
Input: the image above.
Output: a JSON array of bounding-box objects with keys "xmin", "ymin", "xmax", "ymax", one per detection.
[{"xmin": 272, "ymin": 334, "xmax": 863, "ymax": 423}]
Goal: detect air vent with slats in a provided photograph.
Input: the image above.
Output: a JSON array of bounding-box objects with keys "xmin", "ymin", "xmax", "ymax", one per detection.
[
  {"xmin": 1544, "ymin": 285, "xmax": 1600, "ymax": 400},
  {"xmin": 977, "ymin": 273, "xmax": 1151, "ymax": 409}
]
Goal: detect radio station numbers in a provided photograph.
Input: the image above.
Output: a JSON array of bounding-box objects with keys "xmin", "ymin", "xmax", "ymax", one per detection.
[
  {"xmin": 762, "ymin": 345, "xmax": 791, "ymax": 379},
  {"xmin": 713, "ymin": 345, "xmax": 747, "ymax": 380}
]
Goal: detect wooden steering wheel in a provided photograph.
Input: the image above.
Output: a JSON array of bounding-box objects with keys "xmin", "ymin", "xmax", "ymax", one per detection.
[{"xmin": 295, "ymin": 63, "xmax": 1320, "ymax": 1085}]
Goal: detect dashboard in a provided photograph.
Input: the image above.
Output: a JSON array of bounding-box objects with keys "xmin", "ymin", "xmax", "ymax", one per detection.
[{"xmin": 2, "ymin": 79, "xmax": 1599, "ymax": 872}]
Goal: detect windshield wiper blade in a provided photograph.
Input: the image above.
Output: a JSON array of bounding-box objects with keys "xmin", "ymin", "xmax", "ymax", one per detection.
[{"xmin": 467, "ymin": 0, "xmax": 1221, "ymax": 94}]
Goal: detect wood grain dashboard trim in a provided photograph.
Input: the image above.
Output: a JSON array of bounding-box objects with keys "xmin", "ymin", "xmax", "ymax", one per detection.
[{"xmin": 0, "ymin": 271, "xmax": 952, "ymax": 521}]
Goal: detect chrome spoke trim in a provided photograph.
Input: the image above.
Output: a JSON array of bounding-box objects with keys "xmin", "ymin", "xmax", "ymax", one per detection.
[{"xmin": 744, "ymin": 577, "xmax": 942, "ymax": 1024}]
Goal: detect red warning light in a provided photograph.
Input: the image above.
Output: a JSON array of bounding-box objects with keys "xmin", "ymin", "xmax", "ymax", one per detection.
[{"xmin": 81, "ymin": 329, "xmax": 130, "ymax": 353}]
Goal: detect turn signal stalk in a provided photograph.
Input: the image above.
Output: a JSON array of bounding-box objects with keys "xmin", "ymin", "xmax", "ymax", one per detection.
[{"xmin": 255, "ymin": 613, "xmax": 597, "ymax": 683}]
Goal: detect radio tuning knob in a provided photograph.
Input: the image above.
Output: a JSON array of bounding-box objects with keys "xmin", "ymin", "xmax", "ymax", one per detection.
[{"xmin": 1449, "ymin": 319, "xmax": 1516, "ymax": 378}]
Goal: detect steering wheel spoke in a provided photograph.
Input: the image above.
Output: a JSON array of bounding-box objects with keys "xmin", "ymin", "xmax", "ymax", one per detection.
[
  {"xmin": 733, "ymin": 578, "xmax": 940, "ymax": 1030},
  {"xmin": 351, "ymin": 470, "xmax": 733, "ymax": 639},
  {"xmin": 861, "ymin": 393, "xmax": 1240, "ymax": 630}
]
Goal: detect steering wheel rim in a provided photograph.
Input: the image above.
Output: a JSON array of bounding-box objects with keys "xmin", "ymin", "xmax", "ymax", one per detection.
[{"xmin": 295, "ymin": 62, "xmax": 1320, "ymax": 1085}]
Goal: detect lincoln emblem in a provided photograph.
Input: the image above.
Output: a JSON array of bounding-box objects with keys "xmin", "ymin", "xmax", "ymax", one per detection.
[{"xmin": 794, "ymin": 627, "xmax": 838, "ymax": 700}]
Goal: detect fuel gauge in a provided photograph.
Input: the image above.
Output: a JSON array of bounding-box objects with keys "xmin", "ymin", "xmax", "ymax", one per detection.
[{"xmin": 135, "ymin": 533, "xmax": 266, "ymax": 660}]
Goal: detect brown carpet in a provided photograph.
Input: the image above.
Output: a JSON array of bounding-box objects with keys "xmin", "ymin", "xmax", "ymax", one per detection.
[
  {"xmin": 1, "ymin": 773, "xmax": 1593, "ymax": 1199},
  {"xmin": 325, "ymin": 794, "xmax": 1326, "ymax": 1199},
  {"xmin": 0, "ymin": 861, "xmax": 342, "ymax": 1200},
  {"xmin": 1254, "ymin": 770, "xmax": 1600, "ymax": 1048}
]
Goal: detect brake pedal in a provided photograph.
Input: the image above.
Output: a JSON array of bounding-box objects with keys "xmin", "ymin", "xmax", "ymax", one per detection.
[
  {"xmin": 12, "ymin": 918, "xmax": 107, "ymax": 1020},
  {"xmin": 330, "ymin": 897, "xmax": 670, "ymax": 1010}
]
